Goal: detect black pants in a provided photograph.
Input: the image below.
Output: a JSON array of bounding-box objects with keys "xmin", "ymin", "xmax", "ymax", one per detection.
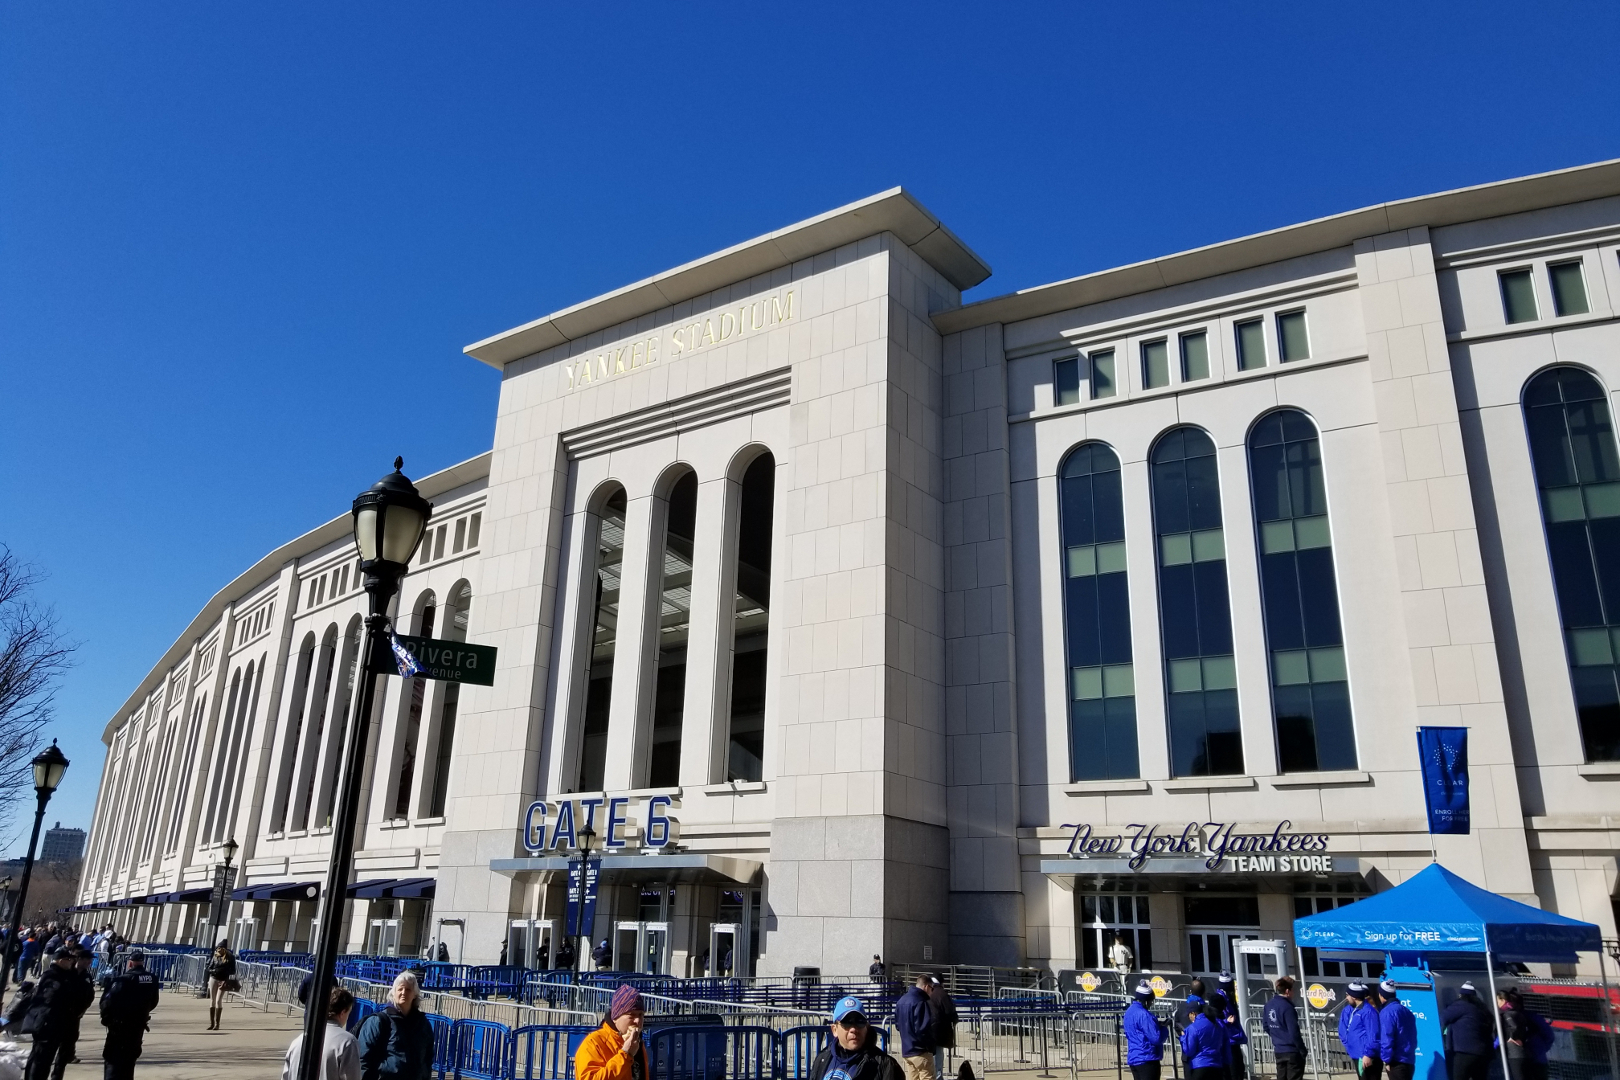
[
  {"xmin": 1131, "ymin": 1063, "xmax": 1162, "ymax": 1080},
  {"xmin": 1360, "ymin": 1060, "xmax": 1383, "ymax": 1080},
  {"xmin": 1451, "ymin": 1051, "xmax": 1489, "ymax": 1080},
  {"xmin": 1191, "ymin": 1067, "xmax": 1226, "ymax": 1080},
  {"xmin": 1387, "ymin": 1063, "xmax": 1414, "ymax": 1080},
  {"xmin": 102, "ymin": 1025, "xmax": 144, "ymax": 1080},
  {"xmin": 24, "ymin": 1036, "xmax": 67, "ymax": 1080},
  {"xmin": 1276, "ymin": 1053, "xmax": 1305, "ymax": 1080}
]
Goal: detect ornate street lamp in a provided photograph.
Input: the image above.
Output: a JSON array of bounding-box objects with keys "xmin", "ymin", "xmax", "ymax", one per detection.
[
  {"xmin": 297, "ymin": 459, "xmax": 430, "ymax": 1080},
  {"xmin": 195, "ymin": 838, "xmax": 238, "ymax": 996},
  {"xmin": 574, "ymin": 825, "xmax": 597, "ymax": 977},
  {"xmin": 0, "ymin": 741, "xmax": 68, "ymax": 1005}
]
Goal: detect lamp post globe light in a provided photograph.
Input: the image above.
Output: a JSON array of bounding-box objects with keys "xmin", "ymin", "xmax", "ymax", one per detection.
[
  {"xmin": 298, "ymin": 459, "xmax": 430, "ymax": 1080},
  {"xmin": 0, "ymin": 740, "xmax": 68, "ymax": 1006}
]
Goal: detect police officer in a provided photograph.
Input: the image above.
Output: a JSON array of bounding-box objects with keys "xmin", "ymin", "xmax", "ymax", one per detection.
[
  {"xmin": 99, "ymin": 951, "xmax": 160, "ymax": 1080},
  {"xmin": 21, "ymin": 947, "xmax": 92, "ymax": 1080},
  {"xmin": 1377, "ymin": 979, "xmax": 1417, "ymax": 1080}
]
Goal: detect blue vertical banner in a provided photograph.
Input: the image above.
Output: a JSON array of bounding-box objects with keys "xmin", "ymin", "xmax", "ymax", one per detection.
[
  {"xmin": 580, "ymin": 856, "xmax": 600, "ymax": 941},
  {"xmin": 565, "ymin": 857, "xmax": 582, "ymax": 936},
  {"xmin": 1417, "ymin": 726, "xmax": 1470, "ymax": 834}
]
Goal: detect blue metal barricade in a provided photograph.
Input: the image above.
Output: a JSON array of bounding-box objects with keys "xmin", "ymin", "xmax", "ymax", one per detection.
[
  {"xmin": 781, "ymin": 1023, "xmax": 889, "ymax": 1076},
  {"xmin": 427, "ymin": 1013, "xmax": 454, "ymax": 1079},
  {"xmin": 647, "ymin": 1025, "xmax": 779, "ymax": 1080},
  {"xmin": 348, "ymin": 996, "xmax": 382, "ymax": 1034},
  {"xmin": 509, "ymin": 1024, "xmax": 593, "ymax": 1080},
  {"xmin": 451, "ymin": 1018, "xmax": 511, "ymax": 1080}
]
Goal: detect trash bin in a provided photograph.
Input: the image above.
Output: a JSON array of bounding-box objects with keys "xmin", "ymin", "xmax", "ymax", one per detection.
[{"xmin": 792, "ymin": 965, "xmax": 820, "ymax": 1007}]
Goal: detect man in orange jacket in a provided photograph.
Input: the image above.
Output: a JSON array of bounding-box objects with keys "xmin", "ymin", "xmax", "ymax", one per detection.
[{"xmin": 576, "ymin": 985, "xmax": 650, "ymax": 1080}]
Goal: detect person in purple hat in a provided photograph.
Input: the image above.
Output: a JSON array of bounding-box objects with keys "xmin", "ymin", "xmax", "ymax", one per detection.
[
  {"xmin": 576, "ymin": 985, "xmax": 649, "ymax": 1080},
  {"xmin": 808, "ymin": 996, "xmax": 903, "ymax": 1080}
]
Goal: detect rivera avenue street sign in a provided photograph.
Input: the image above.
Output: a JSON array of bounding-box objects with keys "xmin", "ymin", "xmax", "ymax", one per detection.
[{"xmin": 393, "ymin": 635, "xmax": 498, "ymax": 686}]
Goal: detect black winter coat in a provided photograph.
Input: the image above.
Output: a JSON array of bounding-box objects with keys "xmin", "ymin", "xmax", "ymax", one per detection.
[
  {"xmin": 22, "ymin": 965, "xmax": 93, "ymax": 1039},
  {"xmin": 1440, "ymin": 995, "xmax": 1495, "ymax": 1056},
  {"xmin": 358, "ymin": 1003, "xmax": 437, "ymax": 1080},
  {"xmin": 807, "ymin": 1034, "xmax": 904, "ymax": 1080}
]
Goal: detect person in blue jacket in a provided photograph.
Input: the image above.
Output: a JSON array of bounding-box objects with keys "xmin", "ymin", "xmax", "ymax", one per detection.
[
  {"xmin": 895, "ymin": 973, "xmax": 939, "ymax": 1080},
  {"xmin": 1377, "ymin": 980, "xmax": 1417, "ymax": 1080},
  {"xmin": 1440, "ymin": 981, "xmax": 1495, "ymax": 1080},
  {"xmin": 1181, "ymin": 1001, "xmax": 1229, "ymax": 1080},
  {"xmin": 1339, "ymin": 982, "xmax": 1382, "ymax": 1080},
  {"xmin": 1124, "ymin": 981, "xmax": 1169, "ymax": 1080},
  {"xmin": 1263, "ymin": 977, "xmax": 1305, "ymax": 1080}
]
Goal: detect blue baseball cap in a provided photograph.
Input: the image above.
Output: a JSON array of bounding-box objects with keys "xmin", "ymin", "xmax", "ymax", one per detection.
[{"xmin": 832, "ymin": 995, "xmax": 867, "ymax": 1023}]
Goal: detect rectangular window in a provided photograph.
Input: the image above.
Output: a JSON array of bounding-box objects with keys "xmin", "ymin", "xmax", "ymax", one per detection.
[
  {"xmin": 1236, "ymin": 319, "xmax": 1266, "ymax": 370},
  {"xmin": 1277, "ymin": 311, "xmax": 1310, "ymax": 362},
  {"xmin": 1054, "ymin": 356, "xmax": 1081, "ymax": 406},
  {"xmin": 1141, "ymin": 340, "xmax": 1169, "ymax": 389},
  {"xmin": 1549, "ymin": 261, "xmax": 1589, "ymax": 316},
  {"xmin": 1180, "ymin": 331, "xmax": 1209, "ymax": 382},
  {"xmin": 1500, "ymin": 268, "xmax": 1538, "ymax": 324},
  {"xmin": 1090, "ymin": 350, "xmax": 1116, "ymax": 399},
  {"xmin": 467, "ymin": 513, "xmax": 482, "ymax": 549},
  {"xmin": 434, "ymin": 525, "xmax": 447, "ymax": 560},
  {"xmin": 453, "ymin": 518, "xmax": 467, "ymax": 554}
]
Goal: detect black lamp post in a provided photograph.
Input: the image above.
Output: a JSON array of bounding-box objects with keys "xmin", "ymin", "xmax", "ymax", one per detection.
[
  {"xmin": 297, "ymin": 459, "xmax": 430, "ymax": 1080},
  {"xmin": 0, "ymin": 741, "xmax": 68, "ymax": 1006},
  {"xmin": 574, "ymin": 824, "xmax": 596, "ymax": 976},
  {"xmin": 194, "ymin": 838, "xmax": 238, "ymax": 996}
]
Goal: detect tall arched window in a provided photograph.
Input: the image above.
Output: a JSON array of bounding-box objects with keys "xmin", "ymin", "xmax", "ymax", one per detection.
[
  {"xmin": 311, "ymin": 616, "xmax": 363, "ymax": 828},
  {"xmin": 1151, "ymin": 427, "xmax": 1242, "ymax": 776},
  {"xmin": 270, "ymin": 633, "xmax": 318, "ymax": 832},
  {"xmin": 578, "ymin": 487, "xmax": 627, "ymax": 791},
  {"xmin": 392, "ymin": 594, "xmax": 436, "ymax": 818},
  {"xmin": 649, "ymin": 472, "xmax": 697, "ymax": 787},
  {"xmin": 1249, "ymin": 410, "xmax": 1356, "ymax": 772},
  {"xmin": 1059, "ymin": 444, "xmax": 1137, "ymax": 779},
  {"xmin": 727, "ymin": 453, "xmax": 774, "ymax": 782},
  {"xmin": 1524, "ymin": 366, "xmax": 1620, "ymax": 762},
  {"xmin": 426, "ymin": 582, "xmax": 472, "ymax": 816},
  {"xmin": 165, "ymin": 691, "xmax": 206, "ymax": 854}
]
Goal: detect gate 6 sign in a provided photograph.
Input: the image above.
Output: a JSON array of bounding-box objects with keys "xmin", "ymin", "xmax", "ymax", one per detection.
[{"xmin": 521, "ymin": 794, "xmax": 679, "ymax": 852}]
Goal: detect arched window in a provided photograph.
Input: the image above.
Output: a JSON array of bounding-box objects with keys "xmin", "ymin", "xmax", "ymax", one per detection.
[
  {"xmin": 1151, "ymin": 427, "xmax": 1242, "ymax": 776},
  {"xmin": 203, "ymin": 665, "xmax": 245, "ymax": 843},
  {"xmin": 270, "ymin": 632, "xmax": 318, "ymax": 832},
  {"xmin": 1524, "ymin": 367, "xmax": 1620, "ymax": 762},
  {"xmin": 727, "ymin": 453, "xmax": 774, "ymax": 783},
  {"xmin": 578, "ymin": 487, "xmax": 627, "ymax": 791},
  {"xmin": 1249, "ymin": 410, "xmax": 1356, "ymax": 772},
  {"xmin": 649, "ymin": 472, "xmax": 697, "ymax": 788},
  {"xmin": 311, "ymin": 615, "xmax": 363, "ymax": 828},
  {"xmin": 426, "ymin": 582, "xmax": 472, "ymax": 816},
  {"xmin": 288, "ymin": 625, "xmax": 339, "ymax": 830},
  {"xmin": 1059, "ymin": 444, "xmax": 1137, "ymax": 779},
  {"xmin": 392, "ymin": 593, "xmax": 436, "ymax": 818},
  {"xmin": 165, "ymin": 691, "xmax": 206, "ymax": 854}
]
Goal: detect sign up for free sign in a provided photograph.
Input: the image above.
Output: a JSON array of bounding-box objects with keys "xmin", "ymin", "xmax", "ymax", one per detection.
[{"xmin": 393, "ymin": 635, "xmax": 498, "ymax": 686}]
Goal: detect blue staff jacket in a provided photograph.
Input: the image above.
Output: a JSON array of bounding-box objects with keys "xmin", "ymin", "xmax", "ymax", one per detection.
[
  {"xmin": 1125, "ymin": 1000, "xmax": 1168, "ymax": 1065},
  {"xmin": 1380, "ymin": 1000, "xmax": 1417, "ymax": 1065},
  {"xmin": 1339, "ymin": 1002, "xmax": 1379, "ymax": 1059},
  {"xmin": 1263, "ymin": 995, "xmax": 1303, "ymax": 1056},
  {"xmin": 1181, "ymin": 1014, "xmax": 1228, "ymax": 1070}
]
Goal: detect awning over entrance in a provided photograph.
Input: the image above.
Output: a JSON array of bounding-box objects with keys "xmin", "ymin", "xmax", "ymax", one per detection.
[
  {"xmin": 352, "ymin": 877, "xmax": 436, "ymax": 900},
  {"xmin": 490, "ymin": 853, "xmax": 762, "ymax": 885},
  {"xmin": 230, "ymin": 880, "xmax": 320, "ymax": 902}
]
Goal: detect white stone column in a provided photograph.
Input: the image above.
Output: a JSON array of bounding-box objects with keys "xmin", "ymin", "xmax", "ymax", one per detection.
[
  {"xmin": 680, "ymin": 474, "xmax": 738, "ymax": 786},
  {"xmin": 603, "ymin": 493, "xmax": 657, "ymax": 792}
]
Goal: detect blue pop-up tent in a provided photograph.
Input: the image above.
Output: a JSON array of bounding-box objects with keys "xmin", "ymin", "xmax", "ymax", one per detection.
[
  {"xmin": 1294, "ymin": 862, "xmax": 1601, "ymax": 962},
  {"xmin": 1294, "ymin": 863, "xmax": 1614, "ymax": 1080}
]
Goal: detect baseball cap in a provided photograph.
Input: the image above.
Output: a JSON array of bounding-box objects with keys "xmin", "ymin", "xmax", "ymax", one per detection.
[{"xmin": 832, "ymin": 995, "xmax": 867, "ymax": 1023}]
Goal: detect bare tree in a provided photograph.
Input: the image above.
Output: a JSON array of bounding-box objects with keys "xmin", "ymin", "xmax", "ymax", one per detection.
[{"xmin": 0, "ymin": 548, "xmax": 76, "ymax": 837}]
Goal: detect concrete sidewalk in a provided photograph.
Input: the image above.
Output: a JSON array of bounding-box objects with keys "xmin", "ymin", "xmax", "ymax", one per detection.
[{"xmin": 48, "ymin": 991, "xmax": 304, "ymax": 1080}]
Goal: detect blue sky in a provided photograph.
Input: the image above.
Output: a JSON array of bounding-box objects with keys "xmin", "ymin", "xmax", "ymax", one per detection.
[{"xmin": 1, "ymin": 2, "xmax": 1616, "ymax": 850}]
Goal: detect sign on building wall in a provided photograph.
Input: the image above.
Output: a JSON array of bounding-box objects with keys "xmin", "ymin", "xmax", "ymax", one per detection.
[
  {"xmin": 392, "ymin": 636, "xmax": 498, "ymax": 686},
  {"xmin": 521, "ymin": 794, "xmax": 679, "ymax": 852},
  {"xmin": 1061, "ymin": 820, "xmax": 1334, "ymax": 871}
]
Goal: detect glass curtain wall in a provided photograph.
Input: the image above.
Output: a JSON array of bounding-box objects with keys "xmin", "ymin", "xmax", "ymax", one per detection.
[
  {"xmin": 1523, "ymin": 367, "xmax": 1620, "ymax": 761},
  {"xmin": 578, "ymin": 488, "xmax": 627, "ymax": 791},
  {"xmin": 1151, "ymin": 428, "xmax": 1242, "ymax": 776},
  {"xmin": 727, "ymin": 454, "xmax": 774, "ymax": 782},
  {"xmin": 648, "ymin": 473, "xmax": 697, "ymax": 787},
  {"xmin": 1058, "ymin": 444, "xmax": 1137, "ymax": 779},
  {"xmin": 1248, "ymin": 410, "xmax": 1356, "ymax": 771}
]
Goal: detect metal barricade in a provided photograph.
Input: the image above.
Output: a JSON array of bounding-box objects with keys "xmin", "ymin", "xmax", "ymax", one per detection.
[
  {"xmin": 510, "ymin": 1024, "xmax": 592, "ymax": 1080},
  {"xmin": 450, "ymin": 1018, "xmax": 511, "ymax": 1080},
  {"xmin": 647, "ymin": 1024, "xmax": 779, "ymax": 1080}
]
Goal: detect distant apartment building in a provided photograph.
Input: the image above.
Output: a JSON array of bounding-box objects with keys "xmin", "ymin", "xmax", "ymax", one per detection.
[{"xmin": 41, "ymin": 823, "xmax": 86, "ymax": 863}]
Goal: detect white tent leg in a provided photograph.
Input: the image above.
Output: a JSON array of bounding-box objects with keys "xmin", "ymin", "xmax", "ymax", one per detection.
[
  {"xmin": 1597, "ymin": 947, "xmax": 1619, "ymax": 1080},
  {"xmin": 1484, "ymin": 944, "xmax": 1512, "ymax": 1080}
]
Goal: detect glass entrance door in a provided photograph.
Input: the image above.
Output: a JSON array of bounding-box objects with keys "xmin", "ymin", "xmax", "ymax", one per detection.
[
  {"xmin": 1186, "ymin": 927, "xmax": 1259, "ymax": 976},
  {"xmin": 709, "ymin": 923, "xmax": 741, "ymax": 977}
]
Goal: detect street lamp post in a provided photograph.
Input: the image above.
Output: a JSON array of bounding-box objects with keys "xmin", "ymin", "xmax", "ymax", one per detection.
[
  {"xmin": 195, "ymin": 838, "xmax": 238, "ymax": 997},
  {"xmin": 574, "ymin": 825, "xmax": 596, "ymax": 977},
  {"xmin": 0, "ymin": 741, "xmax": 69, "ymax": 1005},
  {"xmin": 297, "ymin": 459, "xmax": 430, "ymax": 1080}
]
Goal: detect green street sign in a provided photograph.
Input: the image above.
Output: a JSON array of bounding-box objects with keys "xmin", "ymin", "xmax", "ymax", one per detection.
[{"xmin": 394, "ymin": 635, "xmax": 498, "ymax": 686}]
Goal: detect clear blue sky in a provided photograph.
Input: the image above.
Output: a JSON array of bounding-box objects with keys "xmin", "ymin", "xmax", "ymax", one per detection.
[{"xmin": 2, "ymin": 2, "xmax": 1616, "ymax": 851}]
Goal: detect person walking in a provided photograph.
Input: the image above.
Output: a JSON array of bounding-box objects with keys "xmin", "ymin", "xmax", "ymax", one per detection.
[
  {"xmin": 806, "ymin": 995, "xmax": 904, "ymax": 1080},
  {"xmin": 1377, "ymin": 980, "xmax": 1417, "ymax": 1080},
  {"xmin": 1263, "ymin": 978, "xmax": 1305, "ymax": 1080},
  {"xmin": 575, "ymin": 985, "xmax": 649, "ymax": 1080},
  {"xmin": 282, "ymin": 987, "xmax": 361, "ymax": 1080},
  {"xmin": 591, "ymin": 939, "xmax": 612, "ymax": 971},
  {"xmin": 205, "ymin": 944, "xmax": 237, "ymax": 1031},
  {"xmin": 927, "ymin": 976, "xmax": 958, "ymax": 1078},
  {"xmin": 1181, "ymin": 1001, "xmax": 1229, "ymax": 1080},
  {"xmin": 1339, "ymin": 983, "xmax": 1382, "ymax": 1080},
  {"xmin": 357, "ymin": 971, "xmax": 436, "ymax": 1080},
  {"xmin": 435, "ymin": 941, "xmax": 449, "ymax": 963},
  {"xmin": 99, "ymin": 951, "xmax": 161, "ymax": 1080},
  {"xmin": 1440, "ymin": 982, "xmax": 1494, "ymax": 1080},
  {"xmin": 1124, "ymin": 981, "xmax": 1169, "ymax": 1080},
  {"xmin": 21, "ymin": 948, "xmax": 94, "ymax": 1080},
  {"xmin": 896, "ymin": 974, "xmax": 939, "ymax": 1080}
]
